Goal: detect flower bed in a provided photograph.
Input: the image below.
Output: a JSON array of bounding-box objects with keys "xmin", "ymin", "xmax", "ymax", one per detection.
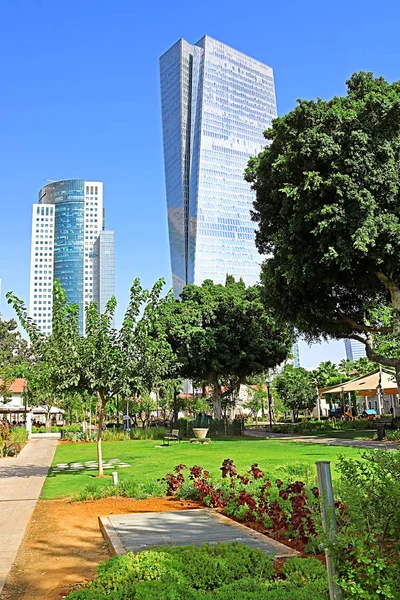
[{"xmin": 163, "ymin": 459, "xmax": 324, "ymax": 545}]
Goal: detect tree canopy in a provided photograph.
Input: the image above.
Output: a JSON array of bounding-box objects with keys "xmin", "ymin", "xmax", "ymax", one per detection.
[
  {"xmin": 0, "ymin": 318, "xmax": 33, "ymax": 378},
  {"xmin": 7, "ymin": 278, "xmax": 172, "ymax": 475},
  {"xmin": 273, "ymin": 364, "xmax": 317, "ymax": 421},
  {"xmin": 245, "ymin": 72, "xmax": 400, "ymax": 387},
  {"xmin": 161, "ymin": 277, "xmax": 293, "ymax": 419}
]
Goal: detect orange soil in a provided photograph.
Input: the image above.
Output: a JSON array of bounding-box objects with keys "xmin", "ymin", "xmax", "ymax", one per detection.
[{"xmin": 0, "ymin": 497, "xmax": 201, "ymax": 600}]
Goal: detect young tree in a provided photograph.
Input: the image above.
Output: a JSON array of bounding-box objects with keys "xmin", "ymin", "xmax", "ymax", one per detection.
[
  {"xmin": 162, "ymin": 277, "xmax": 293, "ymax": 419},
  {"xmin": 7, "ymin": 278, "xmax": 172, "ymax": 475},
  {"xmin": 0, "ymin": 318, "xmax": 33, "ymax": 368},
  {"xmin": 246, "ymin": 72, "xmax": 400, "ymax": 390},
  {"xmin": 274, "ymin": 365, "xmax": 318, "ymax": 422}
]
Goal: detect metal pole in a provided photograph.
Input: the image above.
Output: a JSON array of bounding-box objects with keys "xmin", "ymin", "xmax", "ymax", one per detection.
[
  {"xmin": 316, "ymin": 461, "xmax": 344, "ymax": 600},
  {"xmin": 267, "ymin": 383, "xmax": 273, "ymax": 430}
]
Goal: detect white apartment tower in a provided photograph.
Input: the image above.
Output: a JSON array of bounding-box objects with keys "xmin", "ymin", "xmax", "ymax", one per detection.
[{"xmin": 29, "ymin": 179, "xmax": 114, "ymax": 335}]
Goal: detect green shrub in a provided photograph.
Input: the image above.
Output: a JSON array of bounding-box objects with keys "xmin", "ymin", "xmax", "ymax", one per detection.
[
  {"xmin": 130, "ymin": 427, "xmax": 166, "ymax": 440},
  {"xmin": 66, "ymin": 542, "xmax": 328, "ymax": 599},
  {"xmin": 72, "ymin": 477, "xmax": 166, "ymax": 502},
  {"xmin": 282, "ymin": 557, "xmax": 327, "ymax": 584},
  {"xmin": 9, "ymin": 426, "xmax": 28, "ymax": 445},
  {"xmin": 326, "ymin": 450, "xmax": 400, "ymax": 599},
  {"xmin": 102, "ymin": 430, "xmax": 130, "ymax": 441}
]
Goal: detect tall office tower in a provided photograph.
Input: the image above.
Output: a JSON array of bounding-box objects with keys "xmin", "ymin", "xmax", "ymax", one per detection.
[
  {"xmin": 160, "ymin": 36, "xmax": 301, "ymax": 366},
  {"xmin": 160, "ymin": 35, "xmax": 277, "ymax": 295},
  {"xmin": 344, "ymin": 339, "xmax": 366, "ymax": 361},
  {"xmin": 29, "ymin": 179, "xmax": 115, "ymax": 335},
  {"xmin": 93, "ymin": 231, "xmax": 115, "ymax": 325}
]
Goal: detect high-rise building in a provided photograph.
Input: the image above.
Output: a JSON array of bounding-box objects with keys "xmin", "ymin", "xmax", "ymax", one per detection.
[
  {"xmin": 29, "ymin": 179, "xmax": 115, "ymax": 335},
  {"xmin": 344, "ymin": 339, "xmax": 366, "ymax": 361},
  {"xmin": 160, "ymin": 35, "xmax": 277, "ymax": 295},
  {"xmin": 160, "ymin": 36, "xmax": 300, "ymax": 366}
]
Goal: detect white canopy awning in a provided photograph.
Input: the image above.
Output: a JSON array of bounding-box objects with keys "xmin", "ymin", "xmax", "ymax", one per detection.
[{"xmin": 320, "ymin": 369, "xmax": 398, "ymax": 396}]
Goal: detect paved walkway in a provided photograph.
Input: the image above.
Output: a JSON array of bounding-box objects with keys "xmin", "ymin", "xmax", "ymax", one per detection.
[
  {"xmin": 245, "ymin": 428, "xmax": 398, "ymax": 450},
  {"xmin": 100, "ymin": 509, "xmax": 297, "ymax": 558},
  {"xmin": 0, "ymin": 437, "xmax": 57, "ymax": 594}
]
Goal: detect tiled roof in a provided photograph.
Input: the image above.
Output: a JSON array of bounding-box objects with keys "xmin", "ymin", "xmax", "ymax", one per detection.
[{"xmin": 0, "ymin": 378, "xmax": 27, "ymax": 393}]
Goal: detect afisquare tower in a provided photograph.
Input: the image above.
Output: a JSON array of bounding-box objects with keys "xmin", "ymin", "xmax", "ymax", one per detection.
[
  {"xmin": 29, "ymin": 179, "xmax": 115, "ymax": 335},
  {"xmin": 160, "ymin": 35, "xmax": 277, "ymax": 296}
]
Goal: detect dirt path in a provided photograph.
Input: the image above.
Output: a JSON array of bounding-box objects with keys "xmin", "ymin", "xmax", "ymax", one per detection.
[{"xmin": 0, "ymin": 497, "xmax": 200, "ymax": 600}]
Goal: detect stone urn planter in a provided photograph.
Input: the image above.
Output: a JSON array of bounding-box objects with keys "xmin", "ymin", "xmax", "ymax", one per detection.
[{"xmin": 193, "ymin": 428, "xmax": 209, "ymax": 439}]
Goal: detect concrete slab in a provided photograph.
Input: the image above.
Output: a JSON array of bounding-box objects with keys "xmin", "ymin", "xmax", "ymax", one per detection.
[{"xmin": 99, "ymin": 508, "xmax": 297, "ymax": 559}]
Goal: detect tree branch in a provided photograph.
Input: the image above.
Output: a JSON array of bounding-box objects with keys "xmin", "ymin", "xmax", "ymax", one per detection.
[{"xmin": 337, "ymin": 312, "xmax": 391, "ymax": 334}]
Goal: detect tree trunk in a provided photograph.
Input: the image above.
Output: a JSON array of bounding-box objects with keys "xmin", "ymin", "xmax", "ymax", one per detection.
[
  {"xmin": 212, "ymin": 374, "xmax": 222, "ymax": 420},
  {"xmin": 97, "ymin": 392, "xmax": 105, "ymax": 477},
  {"xmin": 172, "ymin": 386, "xmax": 178, "ymax": 424},
  {"xmin": 45, "ymin": 410, "xmax": 51, "ymax": 433}
]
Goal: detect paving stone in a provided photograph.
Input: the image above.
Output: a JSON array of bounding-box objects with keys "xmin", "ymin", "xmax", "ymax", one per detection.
[{"xmin": 101, "ymin": 509, "xmax": 298, "ymax": 559}]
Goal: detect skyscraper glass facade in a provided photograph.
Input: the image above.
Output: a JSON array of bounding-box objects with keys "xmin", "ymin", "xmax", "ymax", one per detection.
[
  {"xmin": 30, "ymin": 180, "xmax": 115, "ymax": 335},
  {"xmin": 160, "ymin": 36, "xmax": 277, "ymax": 295},
  {"xmin": 40, "ymin": 179, "xmax": 85, "ymax": 331},
  {"xmin": 93, "ymin": 230, "xmax": 115, "ymax": 326},
  {"xmin": 344, "ymin": 339, "xmax": 366, "ymax": 361}
]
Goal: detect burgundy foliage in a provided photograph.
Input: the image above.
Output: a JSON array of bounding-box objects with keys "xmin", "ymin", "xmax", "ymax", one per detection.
[{"xmin": 162, "ymin": 459, "xmax": 337, "ymax": 541}]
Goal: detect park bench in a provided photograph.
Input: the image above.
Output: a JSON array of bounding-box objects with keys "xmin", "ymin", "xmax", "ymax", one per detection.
[{"xmin": 163, "ymin": 429, "xmax": 181, "ymax": 446}]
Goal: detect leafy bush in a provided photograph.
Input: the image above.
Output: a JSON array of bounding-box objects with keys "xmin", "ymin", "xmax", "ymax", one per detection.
[
  {"xmin": 383, "ymin": 429, "xmax": 400, "ymax": 441},
  {"xmin": 327, "ymin": 450, "xmax": 400, "ymax": 599},
  {"xmin": 272, "ymin": 418, "xmax": 374, "ymax": 434},
  {"xmin": 66, "ymin": 543, "xmax": 327, "ymax": 599},
  {"xmin": 31, "ymin": 425, "xmax": 59, "ymax": 433},
  {"xmin": 163, "ymin": 461, "xmax": 320, "ymax": 541},
  {"xmin": 130, "ymin": 427, "xmax": 166, "ymax": 440},
  {"xmin": 63, "ymin": 424, "xmax": 83, "ymax": 433},
  {"xmin": 64, "ymin": 431, "xmax": 86, "ymax": 442},
  {"xmin": 9, "ymin": 426, "xmax": 28, "ymax": 445},
  {"xmin": 102, "ymin": 430, "xmax": 130, "ymax": 441}
]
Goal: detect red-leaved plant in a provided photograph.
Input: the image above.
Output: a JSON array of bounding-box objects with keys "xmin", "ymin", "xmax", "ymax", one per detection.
[{"xmin": 162, "ymin": 459, "xmax": 330, "ymax": 541}]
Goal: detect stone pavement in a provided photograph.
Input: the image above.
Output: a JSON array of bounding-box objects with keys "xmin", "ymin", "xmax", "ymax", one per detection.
[
  {"xmin": 100, "ymin": 508, "xmax": 297, "ymax": 558},
  {"xmin": 0, "ymin": 437, "xmax": 57, "ymax": 594},
  {"xmin": 245, "ymin": 428, "xmax": 398, "ymax": 450}
]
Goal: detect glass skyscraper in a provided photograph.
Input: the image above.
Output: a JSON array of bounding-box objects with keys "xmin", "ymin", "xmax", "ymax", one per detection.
[
  {"xmin": 29, "ymin": 179, "xmax": 115, "ymax": 335},
  {"xmin": 160, "ymin": 35, "xmax": 277, "ymax": 295},
  {"xmin": 344, "ymin": 339, "xmax": 366, "ymax": 361},
  {"xmin": 160, "ymin": 36, "xmax": 300, "ymax": 366}
]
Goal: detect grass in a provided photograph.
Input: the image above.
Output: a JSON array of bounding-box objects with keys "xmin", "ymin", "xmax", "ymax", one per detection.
[{"xmin": 42, "ymin": 437, "xmax": 363, "ymax": 500}]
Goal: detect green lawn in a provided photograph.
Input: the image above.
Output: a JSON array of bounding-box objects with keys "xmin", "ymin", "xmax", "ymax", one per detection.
[{"xmin": 42, "ymin": 437, "xmax": 363, "ymax": 500}]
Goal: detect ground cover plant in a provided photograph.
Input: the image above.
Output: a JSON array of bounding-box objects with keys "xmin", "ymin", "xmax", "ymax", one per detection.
[
  {"xmin": 42, "ymin": 438, "xmax": 361, "ymax": 500},
  {"xmin": 65, "ymin": 543, "xmax": 328, "ymax": 599}
]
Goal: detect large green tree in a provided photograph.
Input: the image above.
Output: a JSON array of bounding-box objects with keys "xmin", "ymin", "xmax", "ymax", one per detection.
[
  {"xmin": 246, "ymin": 72, "xmax": 400, "ymax": 388},
  {"xmin": 273, "ymin": 364, "xmax": 317, "ymax": 421},
  {"xmin": 162, "ymin": 277, "xmax": 293, "ymax": 419}
]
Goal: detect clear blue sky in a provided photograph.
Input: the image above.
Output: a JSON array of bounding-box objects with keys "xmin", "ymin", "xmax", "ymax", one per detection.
[{"xmin": 1, "ymin": 0, "xmax": 399, "ymax": 368}]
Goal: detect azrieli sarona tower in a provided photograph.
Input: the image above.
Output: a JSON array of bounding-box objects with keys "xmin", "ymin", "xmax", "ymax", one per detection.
[
  {"xmin": 29, "ymin": 179, "xmax": 115, "ymax": 335},
  {"xmin": 160, "ymin": 35, "xmax": 277, "ymax": 296}
]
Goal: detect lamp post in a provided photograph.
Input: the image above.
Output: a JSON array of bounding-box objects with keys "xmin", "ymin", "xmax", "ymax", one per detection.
[{"xmin": 266, "ymin": 374, "xmax": 273, "ymax": 430}]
